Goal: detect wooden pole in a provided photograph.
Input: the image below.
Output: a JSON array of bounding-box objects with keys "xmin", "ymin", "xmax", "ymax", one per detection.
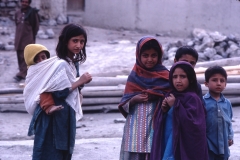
[
  {"xmin": 197, "ymin": 75, "xmax": 240, "ymax": 84},
  {"xmin": 82, "ymin": 90, "xmax": 123, "ymax": 97},
  {"xmin": 195, "ymin": 65, "xmax": 240, "ymax": 74},
  {"xmin": 195, "ymin": 58, "xmax": 240, "ymax": 68},
  {"xmin": 85, "ymin": 77, "xmax": 127, "ymax": 86}
]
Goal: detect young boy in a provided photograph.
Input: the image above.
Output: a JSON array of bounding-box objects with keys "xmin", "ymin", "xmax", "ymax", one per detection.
[
  {"xmin": 174, "ymin": 46, "xmax": 203, "ymax": 101},
  {"xmin": 24, "ymin": 44, "xmax": 63, "ymax": 115},
  {"xmin": 203, "ymin": 66, "xmax": 234, "ymax": 160}
]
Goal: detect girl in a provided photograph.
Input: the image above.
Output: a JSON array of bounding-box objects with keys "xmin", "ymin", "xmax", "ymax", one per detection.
[
  {"xmin": 24, "ymin": 24, "xmax": 92, "ymax": 160},
  {"xmin": 150, "ymin": 61, "xmax": 208, "ymax": 160},
  {"xmin": 118, "ymin": 36, "xmax": 170, "ymax": 160}
]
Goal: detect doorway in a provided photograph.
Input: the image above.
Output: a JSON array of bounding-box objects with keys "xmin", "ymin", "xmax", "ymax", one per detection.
[{"xmin": 67, "ymin": 0, "xmax": 84, "ymax": 11}]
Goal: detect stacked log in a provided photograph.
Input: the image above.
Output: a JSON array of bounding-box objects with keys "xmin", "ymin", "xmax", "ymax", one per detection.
[
  {"xmin": 0, "ymin": 79, "xmax": 126, "ymax": 113},
  {"xmin": 0, "ymin": 60, "xmax": 240, "ymax": 112},
  {"xmin": 83, "ymin": 76, "xmax": 240, "ymax": 110},
  {"xmin": 80, "ymin": 84, "xmax": 125, "ymax": 112}
]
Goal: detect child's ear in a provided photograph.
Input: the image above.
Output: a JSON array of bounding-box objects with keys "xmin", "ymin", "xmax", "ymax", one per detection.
[
  {"xmin": 174, "ymin": 58, "xmax": 177, "ymax": 63},
  {"xmin": 204, "ymin": 81, "xmax": 208, "ymax": 87}
]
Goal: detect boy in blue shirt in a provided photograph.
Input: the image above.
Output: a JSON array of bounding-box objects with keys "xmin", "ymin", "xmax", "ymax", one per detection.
[{"xmin": 203, "ymin": 66, "xmax": 234, "ymax": 160}]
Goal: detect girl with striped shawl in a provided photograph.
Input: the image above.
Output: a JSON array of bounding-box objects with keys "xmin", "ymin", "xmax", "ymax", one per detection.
[{"xmin": 119, "ymin": 36, "xmax": 170, "ymax": 160}]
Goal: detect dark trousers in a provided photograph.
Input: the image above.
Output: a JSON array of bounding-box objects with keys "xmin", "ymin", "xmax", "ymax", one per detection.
[
  {"xmin": 16, "ymin": 50, "xmax": 27, "ymax": 78},
  {"xmin": 208, "ymin": 150, "xmax": 228, "ymax": 160}
]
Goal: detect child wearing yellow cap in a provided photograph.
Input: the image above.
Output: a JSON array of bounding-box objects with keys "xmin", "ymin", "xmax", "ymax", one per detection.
[{"xmin": 24, "ymin": 44, "xmax": 63, "ymax": 115}]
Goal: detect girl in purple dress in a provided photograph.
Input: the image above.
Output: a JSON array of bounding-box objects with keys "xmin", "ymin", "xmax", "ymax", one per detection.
[{"xmin": 151, "ymin": 61, "xmax": 208, "ymax": 160}]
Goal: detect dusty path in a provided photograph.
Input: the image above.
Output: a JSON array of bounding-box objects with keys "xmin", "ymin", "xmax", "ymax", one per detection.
[
  {"xmin": 0, "ymin": 106, "xmax": 240, "ymax": 160},
  {"xmin": 0, "ymin": 112, "xmax": 124, "ymax": 160}
]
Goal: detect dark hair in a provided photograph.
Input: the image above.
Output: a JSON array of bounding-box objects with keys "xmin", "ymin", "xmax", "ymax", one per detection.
[
  {"xmin": 175, "ymin": 46, "xmax": 198, "ymax": 62},
  {"xmin": 205, "ymin": 66, "xmax": 227, "ymax": 82},
  {"xmin": 56, "ymin": 24, "xmax": 87, "ymax": 64},
  {"xmin": 140, "ymin": 39, "xmax": 163, "ymax": 62},
  {"xmin": 21, "ymin": 0, "xmax": 32, "ymax": 4},
  {"xmin": 170, "ymin": 62, "xmax": 198, "ymax": 93}
]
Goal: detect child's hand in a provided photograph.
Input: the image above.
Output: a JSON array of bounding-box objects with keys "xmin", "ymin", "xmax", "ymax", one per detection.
[
  {"xmin": 161, "ymin": 99, "xmax": 170, "ymax": 112},
  {"xmin": 130, "ymin": 93, "xmax": 148, "ymax": 105},
  {"xmin": 165, "ymin": 94, "xmax": 175, "ymax": 107},
  {"xmin": 228, "ymin": 139, "xmax": 233, "ymax": 146},
  {"xmin": 79, "ymin": 72, "xmax": 92, "ymax": 84}
]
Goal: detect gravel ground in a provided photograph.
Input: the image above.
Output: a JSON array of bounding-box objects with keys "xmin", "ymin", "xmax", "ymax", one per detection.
[{"xmin": 0, "ymin": 107, "xmax": 240, "ymax": 160}]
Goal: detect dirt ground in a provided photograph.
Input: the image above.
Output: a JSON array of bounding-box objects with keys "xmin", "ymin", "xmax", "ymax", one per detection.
[
  {"xmin": 0, "ymin": 24, "xmax": 240, "ymax": 160},
  {"xmin": 0, "ymin": 112, "xmax": 124, "ymax": 160},
  {"xmin": 0, "ymin": 108, "xmax": 240, "ymax": 160}
]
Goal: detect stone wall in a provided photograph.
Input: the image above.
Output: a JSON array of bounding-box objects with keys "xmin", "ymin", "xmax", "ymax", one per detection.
[
  {"xmin": 0, "ymin": 0, "xmax": 19, "ymax": 20},
  {"xmin": 0, "ymin": 0, "xmax": 66, "ymax": 21}
]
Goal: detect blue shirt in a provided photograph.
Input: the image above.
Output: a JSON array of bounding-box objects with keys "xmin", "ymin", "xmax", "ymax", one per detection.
[
  {"xmin": 203, "ymin": 92, "xmax": 234, "ymax": 158},
  {"xmin": 162, "ymin": 107, "xmax": 175, "ymax": 160}
]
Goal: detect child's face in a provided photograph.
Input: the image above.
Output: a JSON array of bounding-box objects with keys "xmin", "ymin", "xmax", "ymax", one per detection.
[
  {"xmin": 67, "ymin": 35, "xmax": 85, "ymax": 57},
  {"xmin": 140, "ymin": 48, "xmax": 159, "ymax": 69},
  {"xmin": 174, "ymin": 54, "xmax": 197, "ymax": 68},
  {"xmin": 34, "ymin": 52, "xmax": 48, "ymax": 63},
  {"xmin": 205, "ymin": 73, "xmax": 226, "ymax": 95},
  {"xmin": 172, "ymin": 67, "xmax": 189, "ymax": 92}
]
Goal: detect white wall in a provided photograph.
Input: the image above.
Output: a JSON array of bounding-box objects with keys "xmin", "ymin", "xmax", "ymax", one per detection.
[
  {"xmin": 84, "ymin": 0, "xmax": 136, "ymax": 29},
  {"xmin": 84, "ymin": 0, "xmax": 240, "ymax": 37}
]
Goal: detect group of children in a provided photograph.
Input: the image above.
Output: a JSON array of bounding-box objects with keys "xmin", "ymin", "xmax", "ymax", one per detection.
[
  {"xmin": 119, "ymin": 37, "xmax": 234, "ymax": 160},
  {"xmin": 22, "ymin": 23, "xmax": 234, "ymax": 160}
]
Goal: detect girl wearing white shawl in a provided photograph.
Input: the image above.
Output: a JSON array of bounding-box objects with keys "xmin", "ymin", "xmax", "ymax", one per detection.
[{"xmin": 25, "ymin": 24, "xmax": 92, "ymax": 160}]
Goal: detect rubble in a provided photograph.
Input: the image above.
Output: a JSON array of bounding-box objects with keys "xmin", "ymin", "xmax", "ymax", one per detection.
[
  {"xmin": 162, "ymin": 28, "xmax": 240, "ymax": 66},
  {"xmin": 37, "ymin": 28, "xmax": 55, "ymax": 39}
]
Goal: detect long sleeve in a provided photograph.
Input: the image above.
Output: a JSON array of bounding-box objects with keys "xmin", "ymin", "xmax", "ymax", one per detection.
[{"xmin": 227, "ymin": 100, "xmax": 234, "ymax": 140}]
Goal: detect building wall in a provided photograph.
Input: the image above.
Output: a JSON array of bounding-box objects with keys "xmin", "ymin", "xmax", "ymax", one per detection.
[
  {"xmin": 84, "ymin": 0, "xmax": 136, "ymax": 29},
  {"xmin": 83, "ymin": 0, "xmax": 240, "ymax": 36}
]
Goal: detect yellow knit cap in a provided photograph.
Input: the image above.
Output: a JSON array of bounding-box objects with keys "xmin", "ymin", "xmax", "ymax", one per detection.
[{"xmin": 24, "ymin": 44, "xmax": 50, "ymax": 67}]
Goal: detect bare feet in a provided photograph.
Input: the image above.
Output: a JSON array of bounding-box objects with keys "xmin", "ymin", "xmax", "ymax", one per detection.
[{"xmin": 47, "ymin": 105, "xmax": 64, "ymax": 115}]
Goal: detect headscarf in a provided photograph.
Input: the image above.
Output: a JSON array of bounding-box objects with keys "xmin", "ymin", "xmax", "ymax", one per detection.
[
  {"xmin": 118, "ymin": 36, "xmax": 170, "ymax": 117},
  {"xmin": 151, "ymin": 61, "xmax": 208, "ymax": 160},
  {"xmin": 169, "ymin": 61, "xmax": 198, "ymax": 93}
]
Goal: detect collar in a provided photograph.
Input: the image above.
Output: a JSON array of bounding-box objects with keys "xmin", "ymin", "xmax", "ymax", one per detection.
[{"xmin": 203, "ymin": 92, "xmax": 226, "ymax": 102}]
